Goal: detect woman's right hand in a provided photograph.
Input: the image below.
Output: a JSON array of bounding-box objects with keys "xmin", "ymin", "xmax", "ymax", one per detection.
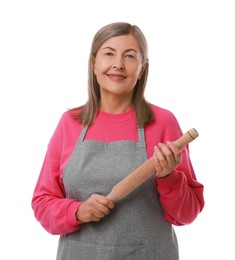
[{"xmin": 76, "ymin": 194, "xmax": 115, "ymax": 223}]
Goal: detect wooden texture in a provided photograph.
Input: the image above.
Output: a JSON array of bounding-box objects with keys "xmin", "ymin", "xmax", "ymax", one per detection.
[{"xmin": 106, "ymin": 128, "xmax": 199, "ymax": 202}]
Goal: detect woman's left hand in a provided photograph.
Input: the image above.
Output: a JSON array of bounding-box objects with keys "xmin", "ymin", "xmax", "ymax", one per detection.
[{"xmin": 153, "ymin": 142, "xmax": 182, "ymax": 178}]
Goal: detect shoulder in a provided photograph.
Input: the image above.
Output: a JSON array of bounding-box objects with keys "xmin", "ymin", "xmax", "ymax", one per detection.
[
  {"xmin": 149, "ymin": 103, "xmax": 178, "ymax": 124},
  {"xmin": 146, "ymin": 103, "xmax": 183, "ymax": 141},
  {"xmin": 58, "ymin": 108, "xmax": 82, "ymax": 129},
  {"xmin": 48, "ymin": 109, "xmax": 83, "ymax": 149}
]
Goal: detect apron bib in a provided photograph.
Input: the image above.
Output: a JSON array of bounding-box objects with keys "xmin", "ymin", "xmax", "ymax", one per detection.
[{"xmin": 57, "ymin": 126, "xmax": 179, "ymax": 260}]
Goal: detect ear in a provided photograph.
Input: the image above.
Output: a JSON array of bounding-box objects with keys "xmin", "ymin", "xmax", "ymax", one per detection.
[
  {"xmin": 93, "ymin": 56, "xmax": 97, "ymax": 75},
  {"xmin": 138, "ymin": 62, "xmax": 147, "ymax": 80}
]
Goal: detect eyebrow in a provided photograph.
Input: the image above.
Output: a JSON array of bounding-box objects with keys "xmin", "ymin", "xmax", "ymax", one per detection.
[{"xmin": 101, "ymin": 47, "xmax": 137, "ymax": 53}]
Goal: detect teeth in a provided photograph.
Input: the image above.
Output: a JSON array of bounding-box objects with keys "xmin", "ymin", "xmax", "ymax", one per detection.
[{"xmin": 110, "ymin": 75, "xmax": 123, "ymax": 80}]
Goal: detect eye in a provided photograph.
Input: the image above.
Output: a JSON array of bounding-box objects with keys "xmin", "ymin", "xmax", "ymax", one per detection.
[
  {"xmin": 104, "ymin": 52, "xmax": 114, "ymax": 56},
  {"xmin": 125, "ymin": 53, "xmax": 135, "ymax": 59}
]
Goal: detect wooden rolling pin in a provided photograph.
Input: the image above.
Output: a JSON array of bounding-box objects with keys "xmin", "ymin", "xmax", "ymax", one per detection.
[{"xmin": 106, "ymin": 128, "xmax": 199, "ymax": 202}]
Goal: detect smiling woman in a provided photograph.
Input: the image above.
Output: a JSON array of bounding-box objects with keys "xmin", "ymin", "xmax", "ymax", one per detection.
[
  {"xmin": 31, "ymin": 22, "xmax": 204, "ymax": 260},
  {"xmin": 79, "ymin": 22, "xmax": 151, "ymax": 126},
  {"xmin": 93, "ymin": 34, "xmax": 146, "ymax": 113}
]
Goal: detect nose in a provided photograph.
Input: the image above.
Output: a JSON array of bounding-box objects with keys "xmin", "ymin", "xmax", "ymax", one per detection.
[
  {"xmin": 113, "ymin": 64, "xmax": 125, "ymax": 70},
  {"xmin": 113, "ymin": 57, "xmax": 125, "ymax": 70}
]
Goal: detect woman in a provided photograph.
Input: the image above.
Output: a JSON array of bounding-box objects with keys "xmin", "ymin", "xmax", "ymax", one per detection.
[{"xmin": 32, "ymin": 22, "xmax": 204, "ymax": 260}]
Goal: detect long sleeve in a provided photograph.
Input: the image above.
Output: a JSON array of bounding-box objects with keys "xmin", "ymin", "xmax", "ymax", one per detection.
[
  {"xmin": 32, "ymin": 147, "xmax": 83, "ymax": 235},
  {"xmin": 155, "ymin": 147, "xmax": 204, "ymax": 225},
  {"xmin": 145, "ymin": 104, "xmax": 204, "ymax": 225},
  {"xmin": 31, "ymin": 113, "xmax": 84, "ymax": 235}
]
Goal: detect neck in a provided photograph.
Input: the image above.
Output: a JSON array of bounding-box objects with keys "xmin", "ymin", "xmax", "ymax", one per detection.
[
  {"xmin": 100, "ymin": 97, "xmax": 132, "ymax": 114},
  {"xmin": 100, "ymin": 103, "xmax": 132, "ymax": 114}
]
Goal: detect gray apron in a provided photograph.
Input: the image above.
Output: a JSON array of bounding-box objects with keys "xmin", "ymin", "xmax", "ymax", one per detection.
[{"xmin": 58, "ymin": 126, "xmax": 179, "ymax": 260}]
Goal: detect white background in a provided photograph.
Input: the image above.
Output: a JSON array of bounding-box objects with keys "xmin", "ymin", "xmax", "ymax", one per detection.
[{"xmin": 1, "ymin": 0, "xmax": 234, "ymax": 259}]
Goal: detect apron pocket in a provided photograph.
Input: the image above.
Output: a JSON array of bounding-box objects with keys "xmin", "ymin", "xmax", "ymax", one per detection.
[{"xmin": 67, "ymin": 240, "xmax": 146, "ymax": 260}]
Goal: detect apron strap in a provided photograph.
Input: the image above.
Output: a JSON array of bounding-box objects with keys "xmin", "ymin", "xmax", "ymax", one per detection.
[
  {"xmin": 137, "ymin": 126, "xmax": 146, "ymax": 148},
  {"xmin": 78, "ymin": 125, "xmax": 88, "ymax": 142}
]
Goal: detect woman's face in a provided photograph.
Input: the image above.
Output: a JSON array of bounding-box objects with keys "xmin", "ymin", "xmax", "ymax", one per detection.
[{"xmin": 93, "ymin": 34, "xmax": 145, "ymax": 99}]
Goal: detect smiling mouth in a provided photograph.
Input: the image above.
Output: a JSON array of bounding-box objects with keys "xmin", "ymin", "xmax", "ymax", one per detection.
[{"xmin": 107, "ymin": 74, "xmax": 127, "ymax": 81}]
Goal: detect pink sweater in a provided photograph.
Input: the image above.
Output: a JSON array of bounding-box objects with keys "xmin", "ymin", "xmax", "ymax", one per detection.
[{"xmin": 32, "ymin": 104, "xmax": 204, "ymax": 235}]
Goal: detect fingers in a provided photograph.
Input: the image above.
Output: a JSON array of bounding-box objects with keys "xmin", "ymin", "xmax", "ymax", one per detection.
[
  {"xmin": 166, "ymin": 142, "xmax": 182, "ymax": 165},
  {"xmin": 76, "ymin": 194, "xmax": 115, "ymax": 223},
  {"xmin": 153, "ymin": 142, "xmax": 182, "ymax": 178}
]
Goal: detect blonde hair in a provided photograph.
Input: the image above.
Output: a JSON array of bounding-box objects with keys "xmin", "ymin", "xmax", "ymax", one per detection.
[{"xmin": 71, "ymin": 22, "xmax": 153, "ymax": 126}]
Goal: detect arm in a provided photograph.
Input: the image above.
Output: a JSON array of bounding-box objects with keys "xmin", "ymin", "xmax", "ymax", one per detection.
[
  {"xmin": 156, "ymin": 147, "xmax": 204, "ymax": 225},
  {"xmin": 147, "ymin": 105, "xmax": 204, "ymax": 225},
  {"xmin": 31, "ymin": 146, "xmax": 84, "ymax": 235},
  {"xmin": 31, "ymin": 113, "xmax": 84, "ymax": 235}
]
